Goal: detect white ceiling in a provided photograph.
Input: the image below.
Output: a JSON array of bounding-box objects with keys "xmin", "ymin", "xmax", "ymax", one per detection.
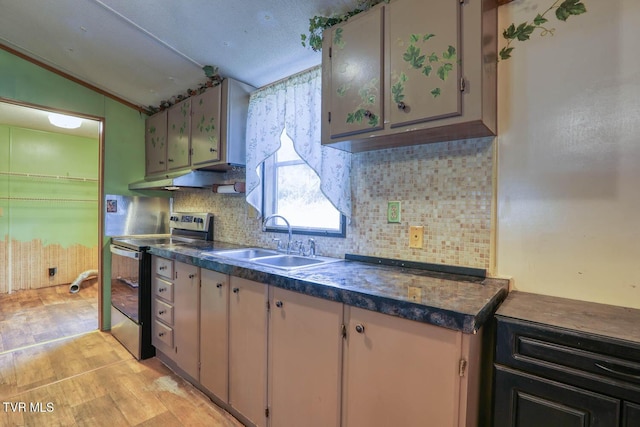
[
  {"xmin": 0, "ymin": 0, "xmax": 359, "ymax": 110},
  {"xmin": 0, "ymin": 102, "xmax": 100, "ymax": 139}
]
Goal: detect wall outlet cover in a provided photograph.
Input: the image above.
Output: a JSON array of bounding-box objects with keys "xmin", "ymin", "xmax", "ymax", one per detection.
[
  {"xmin": 387, "ymin": 201, "xmax": 401, "ymax": 223},
  {"xmin": 409, "ymin": 225, "xmax": 424, "ymax": 248}
]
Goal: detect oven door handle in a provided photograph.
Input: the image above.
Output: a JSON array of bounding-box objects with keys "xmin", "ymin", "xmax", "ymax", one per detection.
[{"xmin": 110, "ymin": 245, "xmax": 141, "ymax": 260}]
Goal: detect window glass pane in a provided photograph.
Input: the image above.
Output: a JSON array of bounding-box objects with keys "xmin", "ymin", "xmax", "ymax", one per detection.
[
  {"xmin": 276, "ymin": 163, "xmax": 341, "ymax": 230},
  {"xmin": 263, "ymin": 129, "xmax": 343, "ymax": 234}
]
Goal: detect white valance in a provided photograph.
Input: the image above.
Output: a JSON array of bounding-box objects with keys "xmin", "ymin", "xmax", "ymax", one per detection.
[{"xmin": 245, "ymin": 66, "xmax": 351, "ymax": 218}]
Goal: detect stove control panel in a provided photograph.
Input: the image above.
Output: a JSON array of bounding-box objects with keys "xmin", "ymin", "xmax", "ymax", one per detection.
[{"xmin": 169, "ymin": 212, "xmax": 213, "ymax": 232}]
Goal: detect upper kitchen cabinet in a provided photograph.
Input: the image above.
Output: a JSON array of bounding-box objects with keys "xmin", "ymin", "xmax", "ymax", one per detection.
[
  {"xmin": 190, "ymin": 84, "xmax": 222, "ymax": 166},
  {"xmin": 143, "ymin": 78, "xmax": 255, "ymax": 178},
  {"xmin": 192, "ymin": 78, "xmax": 255, "ymax": 169},
  {"xmin": 145, "ymin": 110, "xmax": 168, "ymax": 175},
  {"xmin": 322, "ymin": 0, "xmax": 497, "ymax": 153},
  {"xmin": 323, "ymin": 6, "xmax": 384, "ymax": 139},
  {"xmin": 167, "ymin": 97, "xmax": 192, "ymax": 171}
]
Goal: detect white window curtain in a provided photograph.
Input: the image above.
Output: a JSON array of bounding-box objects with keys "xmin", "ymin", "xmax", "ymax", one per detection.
[{"xmin": 245, "ymin": 66, "xmax": 352, "ymax": 218}]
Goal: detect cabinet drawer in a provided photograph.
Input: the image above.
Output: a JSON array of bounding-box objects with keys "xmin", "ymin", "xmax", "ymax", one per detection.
[
  {"xmin": 496, "ymin": 317, "xmax": 640, "ymax": 403},
  {"xmin": 155, "ymin": 257, "xmax": 174, "ymax": 279},
  {"xmin": 153, "ymin": 320, "xmax": 174, "ymax": 349},
  {"xmin": 153, "ymin": 277, "xmax": 174, "ymax": 303},
  {"xmin": 155, "ymin": 298, "xmax": 174, "ymax": 325}
]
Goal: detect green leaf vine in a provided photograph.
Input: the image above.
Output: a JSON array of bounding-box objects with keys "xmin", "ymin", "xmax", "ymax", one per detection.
[
  {"xmin": 301, "ymin": 0, "xmax": 389, "ymax": 52},
  {"xmin": 393, "ymin": 33, "xmax": 457, "ymax": 102},
  {"xmin": 346, "ymin": 78, "xmax": 380, "ymax": 127},
  {"xmin": 500, "ymin": 0, "xmax": 587, "ymax": 60}
]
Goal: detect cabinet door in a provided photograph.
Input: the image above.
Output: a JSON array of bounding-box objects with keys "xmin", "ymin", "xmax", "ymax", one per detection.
[
  {"xmin": 145, "ymin": 111, "xmax": 167, "ymax": 175},
  {"xmin": 200, "ymin": 269, "xmax": 229, "ymax": 402},
  {"xmin": 166, "ymin": 98, "xmax": 191, "ymax": 170},
  {"xmin": 325, "ymin": 6, "xmax": 384, "ymax": 139},
  {"xmin": 387, "ymin": 0, "xmax": 461, "ymax": 128},
  {"xmin": 269, "ymin": 287, "xmax": 343, "ymax": 427},
  {"xmin": 623, "ymin": 402, "xmax": 640, "ymax": 427},
  {"xmin": 173, "ymin": 261, "xmax": 199, "ymax": 380},
  {"xmin": 493, "ymin": 365, "xmax": 619, "ymax": 427},
  {"xmin": 229, "ymin": 277, "xmax": 268, "ymax": 427},
  {"xmin": 342, "ymin": 306, "xmax": 462, "ymax": 427},
  {"xmin": 190, "ymin": 86, "xmax": 222, "ymax": 166}
]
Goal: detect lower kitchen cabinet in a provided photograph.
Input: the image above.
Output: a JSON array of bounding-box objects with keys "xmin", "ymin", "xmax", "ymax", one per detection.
[
  {"xmin": 342, "ymin": 306, "xmax": 482, "ymax": 427},
  {"xmin": 268, "ymin": 287, "xmax": 343, "ymax": 427},
  {"xmin": 173, "ymin": 261, "xmax": 200, "ymax": 380},
  {"xmin": 493, "ymin": 294, "xmax": 640, "ymax": 427},
  {"xmin": 151, "ymin": 256, "xmax": 199, "ymax": 381},
  {"xmin": 494, "ymin": 365, "xmax": 618, "ymax": 427},
  {"xmin": 228, "ymin": 277, "xmax": 268, "ymax": 427},
  {"xmin": 151, "ymin": 261, "xmax": 490, "ymax": 427},
  {"xmin": 624, "ymin": 402, "xmax": 640, "ymax": 426},
  {"xmin": 200, "ymin": 269, "xmax": 229, "ymax": 402}
]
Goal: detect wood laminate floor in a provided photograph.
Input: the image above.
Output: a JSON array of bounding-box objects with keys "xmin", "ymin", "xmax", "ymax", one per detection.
[{"xmin": 0, "ymin": 284, "xmax": 242, "ymax": 427}]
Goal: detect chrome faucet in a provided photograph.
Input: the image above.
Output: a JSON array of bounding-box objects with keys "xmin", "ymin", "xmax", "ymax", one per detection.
[{"xmin": 262, "ymin": 214, "xmax": 292, "ymax": 254}]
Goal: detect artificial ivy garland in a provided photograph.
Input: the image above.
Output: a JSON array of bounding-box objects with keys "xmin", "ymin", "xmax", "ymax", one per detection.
[{"xmin": 500, "ymin": 0, "xmax": 587, "ymax": 60}]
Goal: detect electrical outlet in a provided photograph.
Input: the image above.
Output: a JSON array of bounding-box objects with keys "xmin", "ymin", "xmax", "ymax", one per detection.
[
  {"xmin": 409, "ymin": 226, "xmax": 424, "ymax": 248},
  {"xmin": 408, "ymin": 286, "xmax": 422, "ymax": 301},
  {"xmin": 49, "ymin": 267, "xmax": 57, "ymax": 277}
]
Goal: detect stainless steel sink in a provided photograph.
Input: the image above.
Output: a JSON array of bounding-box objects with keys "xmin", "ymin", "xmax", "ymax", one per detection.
[
  {"xmin": 203, "ymin": 248, "xmax": 279, "ymax": 259},
  {"xmin": 250, "ymin": 254, "xmax": 340, "ymax": 270},
  {"xmin": 200, "ymin": 247, "xmax": 341, "ymax": 270}
]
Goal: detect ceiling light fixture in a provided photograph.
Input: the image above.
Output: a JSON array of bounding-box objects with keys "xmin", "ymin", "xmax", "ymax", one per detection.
[{"xmin": 48, "ymin": 113, "xmax": 82, "ymax": 129}]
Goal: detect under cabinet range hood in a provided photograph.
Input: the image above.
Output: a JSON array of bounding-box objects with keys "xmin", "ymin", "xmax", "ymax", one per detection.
[{"xmin": 128, "ymin": 170, "xmax": 223, "ymax": 191}]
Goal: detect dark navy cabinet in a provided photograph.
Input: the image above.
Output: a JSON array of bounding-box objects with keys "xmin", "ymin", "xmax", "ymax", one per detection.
[{"xmin": 493, "ymin": 293, "xmax": 640, "ymax": 427}]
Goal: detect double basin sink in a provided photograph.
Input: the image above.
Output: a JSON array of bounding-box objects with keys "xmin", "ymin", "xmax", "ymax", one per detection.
[{"xmin": 201, "ymin": 247, "xmax": 341, "ymax": 271}]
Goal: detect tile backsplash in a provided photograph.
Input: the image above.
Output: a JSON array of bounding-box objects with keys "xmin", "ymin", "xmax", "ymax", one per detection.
[{"xmin": 174, "ymin": 137, "xmax": 493, "ymax": 270}]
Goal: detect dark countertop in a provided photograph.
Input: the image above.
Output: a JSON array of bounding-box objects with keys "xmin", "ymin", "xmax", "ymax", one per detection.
[
  {"xmin": 496, "ymin": 291, "xmax": 640, "ymax": 345},
  {"xmin": 148, "ymin": 241, "xmax": 509, "ymax": 334}
]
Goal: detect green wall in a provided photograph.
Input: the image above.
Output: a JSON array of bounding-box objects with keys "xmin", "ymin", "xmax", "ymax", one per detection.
[
  {"xmin": 1, "ymin": 126, "xmax": 98, "ymax": 247},
  {"xmin": 0, "ymin": 48, "xmax": 152, "ymax": 328}
]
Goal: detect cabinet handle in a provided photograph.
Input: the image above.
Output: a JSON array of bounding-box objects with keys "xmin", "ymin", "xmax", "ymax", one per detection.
[
  {"xmin": 158, "ymin": 310, "xmax": 166, "ymax": 315},
  {"xmin": 232, "ymin": 288, "xmax": 239, "ymax": 294},
  {"xmin": 188, "ymin": 273, "xmax": 196, "ymax": 279},
  {"xmin": 363, "ymin": 110, "xmax": 373, "ymax": 118},
  {"xmin": 275, "ymin": 300, "xmax": 283, "ymax": 308},
  {"xmin": 158, "ymin": 332, "xmax": 165, "ymax": 337},
  {"xmin": 355, "ymin": 324, "xmax": 365, "ymax": 334},
  {"xmin": 397, "ymin": 102, "xmax": 407, "ymax": 110},
  {"xmin": 168, "ymin": 158, "xmax": 174, "ymax": 162},
  {"xmin": 210, "ymin": 148, "xmax": 217, "ymax": 153},
  {"xmin": 159, "ymin": 161, "xmax": 165, "ymax": 165},
  {"xmin": 158, "ymin": 287, "xmax": 166, "ymax": 293},
  {"xmin": 595, "ymin": 362, "xmax": 640, "ymax": 380},
  {"xmin": 216, "ymin": 283, "xmax": 223, "ymax": 288},
  {"xmin": 159, "ymin": 266, "xmax": 166, "ymax": 270}
]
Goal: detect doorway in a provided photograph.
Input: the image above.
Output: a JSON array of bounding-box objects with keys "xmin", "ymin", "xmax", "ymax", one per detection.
[{"xmin": 0, "ymin": 99, "xmax": 103, "ymax": 349}]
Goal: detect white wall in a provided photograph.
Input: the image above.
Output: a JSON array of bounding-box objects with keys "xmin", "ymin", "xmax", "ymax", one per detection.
[{"xmin": 496, "ymin": 0, "xmax": 640, "ymax": 308}]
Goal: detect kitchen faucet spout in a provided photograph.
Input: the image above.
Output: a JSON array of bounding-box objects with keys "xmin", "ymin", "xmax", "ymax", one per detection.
[{"xmin": 262, "ymin": 214, "xmax": 292, "ymax": 253}]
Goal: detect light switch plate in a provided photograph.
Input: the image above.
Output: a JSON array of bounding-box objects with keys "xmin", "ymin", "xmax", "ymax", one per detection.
[
  {"xmin": 409, "ymin": 225, "xmax": 424, "ymax": 248},
  {"xmin": 387, "ymin": 201, "xmax": 401, "ymax": 223}
]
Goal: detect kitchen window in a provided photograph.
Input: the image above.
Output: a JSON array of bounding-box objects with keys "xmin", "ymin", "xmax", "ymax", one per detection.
[
  {"xmin": 245, "ymin": 66, "xmax": 351, "ymax": 237},
  {"xmin": 262, "ymin": 129, "xmax": 345, "ymax": 237}
]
